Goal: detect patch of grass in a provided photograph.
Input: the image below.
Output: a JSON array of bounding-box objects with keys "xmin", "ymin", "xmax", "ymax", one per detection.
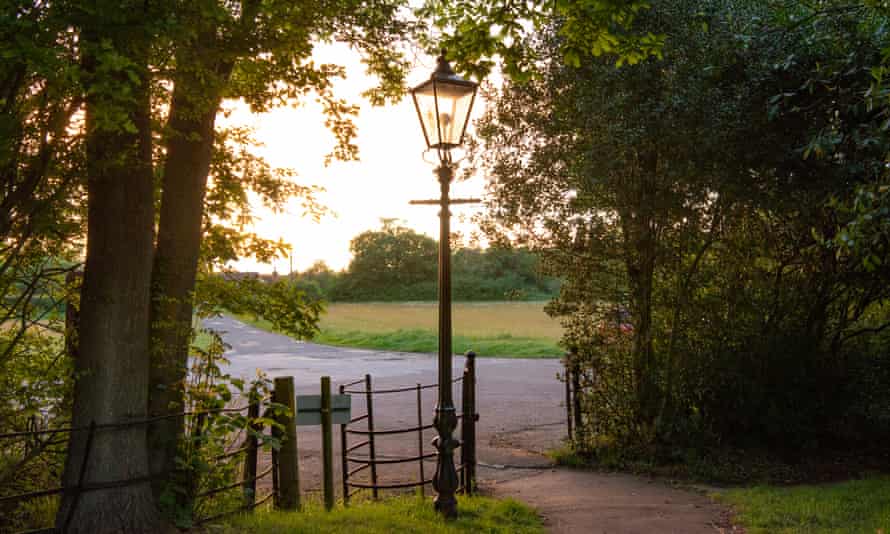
[
  {"xmin": 230, "ymin": 301, "xmax": 564, "ymax": 358},
  {"xmin": 221, "ymin": 495, "xmax": 543, "ymax": 534},
  {"xmin": 546, "ymin": 444, "xmax": 589, "ymax": 468},
  {"xmin": 314, "ymin": 328, "xmax": 559, "ymax": 358},
  {"xmin": 320, "ymin": 302, "xmax": 563, "ymax": 340},
  {"xmin": 717, "ymin": 476, "xmax": 890, "ymax": 533}
]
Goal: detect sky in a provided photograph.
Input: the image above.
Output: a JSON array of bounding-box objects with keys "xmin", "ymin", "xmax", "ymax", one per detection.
[{"xmin": 222, "ymin": 43, "xmax": 488, "ymax": 274}]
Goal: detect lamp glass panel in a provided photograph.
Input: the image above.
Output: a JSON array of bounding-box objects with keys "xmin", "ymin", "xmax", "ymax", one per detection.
[
  {"xmin": 413, "ymin": 80, "xmax": 475, "ymax": 148},
  {"xmin": 412, "ymin": 87, "xmax": 438, "ymax": 148}
]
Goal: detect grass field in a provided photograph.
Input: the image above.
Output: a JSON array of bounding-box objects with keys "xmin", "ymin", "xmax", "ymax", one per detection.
[
  {"xmin": 223, "ymin": 495, "xmax": 543, "ymax": 533},
  {"xmin": 232, "ymin": 301, "xmax": 564, "ymax": 358},
  {"xmin": 719, "ymin": 477, "xmax": 890, "ymax": 533}
]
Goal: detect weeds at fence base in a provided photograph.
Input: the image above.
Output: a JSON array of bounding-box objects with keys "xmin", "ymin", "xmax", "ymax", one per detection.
[{"xmin": 220, "ymin": 495, "xmax": 543, "ymax": 534}]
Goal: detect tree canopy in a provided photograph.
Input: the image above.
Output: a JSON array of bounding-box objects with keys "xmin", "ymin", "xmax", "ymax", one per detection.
[{"xmin": 473, "ymin": 0, "xmax": 890, "ymax": 452}]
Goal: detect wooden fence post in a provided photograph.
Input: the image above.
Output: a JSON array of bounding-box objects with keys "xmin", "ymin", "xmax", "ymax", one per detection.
[
  {"xmin": 364, "ymin": 374, "xmax": 379, "ymax": 500},
  {"xmin": 273, "ymin": 376, "xmax": 300, "ymax": 510},
  {"xmin": 242, "ymin": 389, "xmax": 260, "ymax": 509},
  {"xmin": 339, "ymin": 383, "xmax": 349, "ymax": 506},
  {"xmin": 461, "ymin": 351, "xmax": 477, "ymax": 495},
  {"xmin": 321, "ymin": 376, "xmax": 334, "ymax": 511},
  {"xmin": 271, "ymin": 447, "xmax": 279, "ymax": 508}
]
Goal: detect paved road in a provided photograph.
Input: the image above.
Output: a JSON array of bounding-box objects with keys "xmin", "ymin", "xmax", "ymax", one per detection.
[
  {"xmin": 206, "ymin": 315, "xmax": 565, "ymax": 487},
  {"xmin": 207, "ymin": 316, "xmax": 729, "ymax": 533}
]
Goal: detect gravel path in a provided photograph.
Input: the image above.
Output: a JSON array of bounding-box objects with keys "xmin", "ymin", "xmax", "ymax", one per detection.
[{"xmin": 207, "ymin": 315, "xmax": 731, "ymax": 533}]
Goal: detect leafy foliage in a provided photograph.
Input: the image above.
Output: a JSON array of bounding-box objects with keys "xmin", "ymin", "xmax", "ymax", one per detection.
[
  {"xmin": 199, "ymin": 273, "xmax": 324, "ymax": 340},
  {"xmin": 474, "ymin": 0, "xmax": 890, "ymax": 458},
  {"xmin": 417, "ymin": 0, "xmax": 664, "ymax": 80},
  {"xmin": 158, "ymin": 331, "xmax": 279, "ymax": 528}
]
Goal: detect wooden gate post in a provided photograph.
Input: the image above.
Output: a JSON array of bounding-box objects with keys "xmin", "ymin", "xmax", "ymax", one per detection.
[
  {"xmin": 273, "ymin": 376, "xmax": 300, "ymax": 510},
  {"xmin": 460, "ymin": 351, "xmax": 477, "ymax": 495},
  {"xmin": 243, "ymin": 387, "xmax": 261, "ymax": 509},
  {"xmin": 321, "ymin": 376, "xmax": 334, "ymax": 511}
]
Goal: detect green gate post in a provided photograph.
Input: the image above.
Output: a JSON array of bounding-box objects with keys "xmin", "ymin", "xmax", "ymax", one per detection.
[
  {"xmin": 273, "ymin": 376, "xmax": 300, "ymax": 510},
  {"xmin": 321, "ymin": 376, "xmax": 334, "ymax": 511}
]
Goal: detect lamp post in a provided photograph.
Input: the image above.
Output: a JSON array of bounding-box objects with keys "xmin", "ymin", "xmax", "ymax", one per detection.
[{"xmin": 410, "ymin": 52, "xmax": 478, "ymax": 519}]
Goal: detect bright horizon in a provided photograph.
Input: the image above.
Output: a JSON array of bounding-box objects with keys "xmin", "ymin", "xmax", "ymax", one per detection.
[{"xmin": 222, "ymin": 43, "xmax": 489, "ymax": 274}]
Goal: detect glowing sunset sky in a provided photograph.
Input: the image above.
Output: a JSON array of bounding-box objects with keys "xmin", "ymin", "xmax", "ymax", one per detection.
[{"xmin": 223, "ymin": 43, "xmax": 488, "ymax": 274}]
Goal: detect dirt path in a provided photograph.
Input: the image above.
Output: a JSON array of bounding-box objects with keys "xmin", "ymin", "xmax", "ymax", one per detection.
[{"xmin": 210, "ymin": 316, "xmax": 734, "ymax": 533}]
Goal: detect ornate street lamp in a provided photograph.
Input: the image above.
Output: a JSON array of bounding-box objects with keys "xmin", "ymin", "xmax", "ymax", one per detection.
[{"xmin": 410, "ymin": 53, "xmax": 478, "ymax": 519}]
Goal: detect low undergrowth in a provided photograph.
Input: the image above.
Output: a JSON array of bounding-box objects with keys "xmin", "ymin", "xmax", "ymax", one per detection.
[
  {"xmin": 220, "ymin": 495, "xmax": 543, "ymax": 534},
  {"xmin": 548, "ymin": 442, "xmax": 889, "ymax": 487}
]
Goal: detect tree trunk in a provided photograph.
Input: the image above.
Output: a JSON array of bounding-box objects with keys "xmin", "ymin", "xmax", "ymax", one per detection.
[
  {"xmin": 57, "ymin": 13, "xmax": 165, "ymax": 532},
  {"xmin": 148, "ymin": 32, "xmax": 235, "ymax": 490},
  {"xmin": 623, "ymin": 151, "xmax": 660, "ymax": 429},
  {"xmin": 147, "ymin": 84, "xmax": 220, "ymax": 488}
]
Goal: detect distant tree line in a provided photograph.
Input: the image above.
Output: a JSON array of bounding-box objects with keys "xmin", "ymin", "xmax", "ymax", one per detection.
[{"xmin": 292, "ymin": 221, "xmax": 561, "ymax": 302}]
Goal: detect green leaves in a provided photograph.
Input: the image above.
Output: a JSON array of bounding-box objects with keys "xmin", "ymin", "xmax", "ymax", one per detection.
[{"xmin": 417, "ymin": 0, "xmax": 663, "ymax": 81}]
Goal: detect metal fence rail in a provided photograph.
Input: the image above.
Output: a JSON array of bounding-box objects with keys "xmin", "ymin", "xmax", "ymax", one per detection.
[{"xmin": 339, "ymin": 351, "xmax": 478, "ymax": 504}]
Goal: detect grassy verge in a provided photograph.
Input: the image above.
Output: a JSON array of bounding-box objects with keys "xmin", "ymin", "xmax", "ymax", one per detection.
[
  {"xmin": 222, "ymin": 495, "xmax": 543, "ymax": 534},
  {"xmin": 228, "ymin": 307, "xmax": 562, "ymax": 358},
  {"xmin": 313, "ymin": 328, "xmax": 559, "ymax": 358},
  {"xmin": 717, "ymin": 477, "xmax": 890, "ymax": 533}
]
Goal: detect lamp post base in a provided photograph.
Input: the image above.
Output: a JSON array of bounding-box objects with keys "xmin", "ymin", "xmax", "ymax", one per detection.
[{"xmin": 432, "ymin": 405, "xmax": 459, "ymax": 519}]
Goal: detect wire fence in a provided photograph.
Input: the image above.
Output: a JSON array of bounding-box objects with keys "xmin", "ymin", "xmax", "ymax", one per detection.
[
  {"xmin": 0, "ymin": 393, "xmax": 275, "ymax": 534},
  {"xmin": 3, "ymin": 353, "xmax": 483, "ymax": 531}
]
